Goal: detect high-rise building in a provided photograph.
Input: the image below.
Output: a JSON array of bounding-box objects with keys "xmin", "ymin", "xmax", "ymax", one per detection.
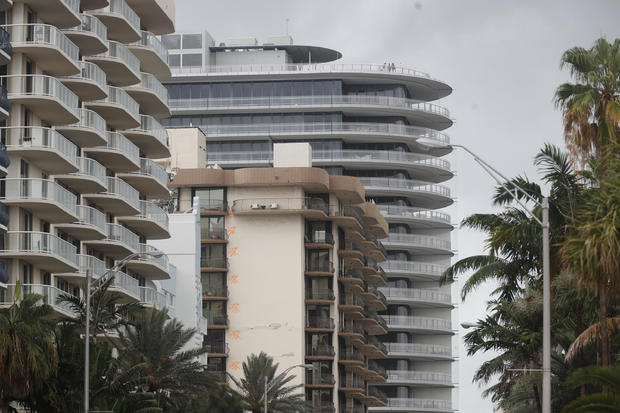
[
  {"xmin": 0, "ymin": 0, "xmax": 177, "ymax": 319},
  {"xmin": 162, "ymin": 31, "xmax": 456, "ymax": 413}
]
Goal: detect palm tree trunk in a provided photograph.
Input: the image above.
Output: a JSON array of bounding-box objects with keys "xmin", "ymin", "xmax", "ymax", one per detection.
[{"xmin": 599, "ymin": 284, "xmax": 609, "ymax": 368}]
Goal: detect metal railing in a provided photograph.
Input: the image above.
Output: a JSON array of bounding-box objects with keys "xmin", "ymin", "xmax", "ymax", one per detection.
[
  {"xmin": 306, "ymin": 288, "xmax": 335, "ymax": 301},
  {"xmin": 139, "ymin": 286, "xmax": 167, "ymax": 309},
  {"xmin": 205, "ymin": 313, "xmax": 229, "ymax": 326},
  {"xmin": 384, "ymin": 315, "xmax": 452, "ymax": 332},
  {"xmin": 366, "ymin": 336, "xmax": 388, "ymax": 355},
  {"xmin": 200, "ymin": 257, "xmax": 228, "ymax": 269},
  {"xmin": 130, "ymin": 30, "xmax": 168, "ymax": 63},
  {"xmin": 70, "ymin": 157, "xmax": 107, "ymax": 188},
  {"xmin": 64, "ymin": 60, "xmax": 107, "ymax": 90},
  {"xmin": 95, "ymin": 86, "xmax": 140, "ymax": 121},
  {"xmin": 0, "ymin": 283, "xmax": 76, "ymax": 316},
  {"xmin": 306, "ymin": 344, "xmax": 335, "ymax": 357},
  {"xmin": 313, "ymin": 150, "xmax": 451, "ymax": 171},
  {"xmin": 75, "ymin": 205, "xmax": 106, "ymax": 234},
  {"xmin": 378, "ymin": 398, "xmax": 451, "ymax": 411},
  {"xmin": 205, "ymin": 341, "xmax": 229, "ymax": 354},
  {"xmin": 338, "ymin": 269, "xmax": 364, "ymax": 281},
  {"xmin": 384, "ymin": 233, "xmax": 451, "ymax": 251},
  {"xmin": 378, "ymin": 287, "xmax": 451, "ymax": 305},
  {"xmin": 135, "ymin": 243, "xmax": 168, "ymax": 271},
  {"xmin": 132, "ymin": 72, "xmax": 168, "ymax": 104},
  {"xmin": 90, "ymin": 40, "xmax": 141, "ymax": 77},
  {"xmin": 358, "ymin": 177, "xmax": 451, "ymax": 198},
  {"xmin": 61, "ymin": 0, "xmax": 81, "ymax": 15},
  {"xmin": 1, "ymin": 231, "xmax": 77, "ymax": 266},
  {"xmin": 306, "ymin": 371, "xmax": 335, "ymax": 385},
  {"xmin": 305, "ymin": 317, "xmax": 334, "ymax": 329},
  {"xmin": 306, "ymin": 232, "xmax": 334, "ymax": 245},
  {"xmin": 202, "ymin": 285, "xmax": 227, "ymax": 297},
  {"xmin": 385, "ymin": 342, "xmax": 451, "ymax": 358},
  {"xmin": 133, "ymin": 157, "xmax": 168, "ymax": 187},
  {"xmin": 98, "ymin": 131, "xmax": 140, "ymax": 166},
  {"xmin": 340, "ymin": 374, "xmax": 365, "ymax": 389},
  {"xmin": 310, "ymin": 402, "xmax": 335, "ymax": 413},
  {"xmin": 93, "ymin": 0, "xmax": 140, "ymax": 34},
  {"xmin": 75, "ymin": 254, "xmax": 106, "ymax": 277},
  {"xmin": 232, "ymin": 197, "xmax": 329, "ymax": 214},
  {"xmin": 381, "ymin": 260, "xmax": 447, "ymax": 277},
  {"xmin": 1, "ymin": 178, "xmax": 77, "ymax": 215},
  {"xmin": 104, "ymin": 177, "xmax": 140, "ymax": 210},
  {"xmin": 2, "ymin": 75, "xmax": 79, "ymax": 114},
  {"xmin": 387, "ymin": 370, "xmax": 452, "ymax": 385},
  {"xmin": 377, "ymin": 205, "xmax": 451, "ymax": 225},
  {"xmin": 68, "ymin": 13, "xmax": 107, "ymax": 44},
  {"xmin": 106, "ymin": 223, "xmax": 139, "ymax": 251},
  {"xmin": 109, "ymin": 269, "xmax": 139, "ymax": 297},
  {"xmin": 0, "ymin": 26, "xmax": 13, "ymax": 57},
  {"xmin": 138, "ymin": 200, "xmax": 168, "ymax": 230},
  {"xmin": 201, "ymin": 226, "xmax": 226, "ymax": 240},
  {"xmin": 62, "ymin": 108, "xmax": 107, "ymax": 138},
  {"xmin": 368, "ymin": 360, "xmax": 388, "ymax": 379},
  {"xmin": 201, "ymin": 121, "xmax": 450, "ymax": 145},
  {"xmin": 3, "ymin": 126, "xmax": 78, "ymax": 166},
  {"xmin": 4, "ymin": 24, "xmax": 79, "ymax": 63},
  {"xmin": 170, "ymin": 95, "xmax": 449, "ymax": 118},
  {"xmin": 124, "ymin": 115, "xmax": 168, "ymax": 146},
  {"xmin": 339, "ymin": 321, "xmax": 365, "ymax": 335},
  {"xmin": 306, "ymin": 260, "xmax": 334, "ymax": 273},
  {"xmin": 340, "ymin": 293, "xmax": 364, "ymax": 307}
]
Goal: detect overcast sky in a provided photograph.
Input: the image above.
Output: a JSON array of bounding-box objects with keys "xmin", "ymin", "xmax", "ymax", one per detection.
[{"xmin": 174, "ymin": 1, "xmax": 620, "ymax": 411}]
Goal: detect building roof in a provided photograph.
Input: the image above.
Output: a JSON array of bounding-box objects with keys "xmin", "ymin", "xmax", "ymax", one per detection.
[{"xmin": 209, "ymin": 44, "xmax": 342, "ymax": 63}]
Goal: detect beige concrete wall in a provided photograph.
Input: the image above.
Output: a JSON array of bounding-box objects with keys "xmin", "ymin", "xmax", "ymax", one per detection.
[
  {"xmin": 273, "ymin": 142, "xmax": 312, "ymax": 168},
  {"xmin": 160, "ymin": 128, "xmax": 206, "ymax": 170}
]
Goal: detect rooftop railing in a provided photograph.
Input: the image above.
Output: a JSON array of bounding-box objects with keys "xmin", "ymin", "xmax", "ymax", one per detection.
[
  {"xmin": 376, "ymin": 205, "xmax": 451, "ymax": 225},
  {"xmin": 357, "ymin": 177, "xmax": 451, "ymax": 198},
  {"xmin": 384, "ymin": 233, "xmax": 451, "ymax": 251},
  {"xmin": 3, "ymin": 126, "xmax": 78, "ymax": 166},
  {"xmin": 1, "ymin": 231, "xmax": 77, "ymax": 266},
  {"xmin": 4, "ymin": 24, "xmax": 79, "ymax": 63},
  {"xmin": 130, "ymin": 30, "xmax": 168, "ymax": 63},
  {"xmin": 93, "ymin": 0, "xmax": 140, "ymax": 34},
  {"xmin": 1, "ymin": 178, "xmax": 77, "ymax": 215}
]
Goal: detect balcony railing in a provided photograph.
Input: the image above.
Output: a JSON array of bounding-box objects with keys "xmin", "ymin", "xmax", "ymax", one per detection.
[
  {"xmin": 387, "ymin": 370, "xmax": 452, "ymax": 385},
  {"xmin": 368, "ymin": 360, "xmax": 388, "ymax": 379},
  {"xmin": 64, "ymin": 60, "xmax": 107, "ymax": 90},
  {"xmin": 63, "ymin": 108, "xmax": 107, "ymax": 138},
  {"xmin": 133, "ymin": 71, "xmax": 168, "ymax": 103},
  {"xmin": 135, "ymin": 243, "xmax": 168, "ymax": 270},
  {"xmin": 134, "ymin": 157, "xmax": 168, "ymax": 187},
  {"xmin": 385, "ymin": 342, "xmax": 451, "ymax": 358},
  {"xmin": 306, "ymin": 344, "xmax": 335, "ymax": 357},
  {"xmin": 202, "ymin": 286, "xmax": 227, "ymax": 298},
  {"xmin": 205, "ymin": 313, "xmax": 229, "ymax": 326},
  {"xmin": 306, "ymin": 371, "xmax": 335, "ymax": 385},
  {"xmin": 1, "ymin": 178, "xmax": 77, "ymax": 215},
  {"xmin": 201, "ymin": 257, "xmax": 228, "ymax": 269},
  {"xmin": 381, "ymin": 260, "xmax": 447, "ymax": 278},
  {"xmin": 75, "ymin": 205, "xmax": 106, "ymax": 234},
  {"xmin": 0, "ymin": 284, "xmax": 76, "ymax": 316},
  {"xmin": 130, "ymin": 30, "xmax": 168, "ymax": 62},
  {"xmin": 1, "ymin": 231, "xmax": 77, "ymax": 266},
  {"xmin": 205, "ymin": 341, "xmax": 229, "ymax": 354},
  {"xmin": 0, "ymin": 86, "xmax": 9, "ymax": 114},
  {"xmin": 340, "ymin": 321, "xmax": 365, "ymax": 335},
  {"xmin": 310, "ymin": 402, "xmax": 335, "ymax": 413},
  {"xmin": 110, "ymin": 269, "xmax": 139, "ymax": 297},
  {"xmin": 384, "ymin": 233, "xmax": 451, "ymax": 251},
  {"xmin": 306, "ymin": 288, "xmax": 335, "ymax": 301},
  {"xmin": 366, "ymin": 336, "xmax": 387, "ymax": 355},
  {"xmin": 91, "ymin": 40, "xmax": 141, "ymax": 76},
  {"xmin": 106, "ymin": 223, "xmax": 139, "ymax": 251},
  {"xmin": 138, "ymin": 200, "xmax": 169, "ymax": 230},
  {"xmin": 198, "ymin": 199, "xmax": 227, "ymax": 212},
  {"xmin": 306, "ymin": 231, "xmax": 334, "ymax": 245},
  {"xmin": 379, "ymin": 287, "xmax": 451, "ymax": 305},
  {"xmin": 306, "ymin": 317, "xmax": 334, "ymax": 329},
  {"xmin": 231, "ymin": 197, "xmax": 329, "ymax": 215},
  {"xmin": 0, "ymin": 26, "xmax": 13, "ymax": 57},
  {"xmin": 315, "ymin": 150, "xmax": 451, "ymax": 171},
  {"xmin": 378, "ymin": 399, "xmax": 452, "ymax": 411},
  {"xmin": 69, "ymin": 13, "xmax": 107, "ymax": 44},
  {"xmin": 377, "ymin": 205, "xmax": 451, "ymax": 225},
  {"xmin": 5, "ymin": 24, "xmax": 79, "ymax": 63},
  {"xmin": 338, "ymin": 269, "xmax": 364, "ymax": 282},
  {"xmin": 4, "ymin": 73, "xmax": 76, "ymax": 108},
  {"xmin": 96, "ymin": 86, "xmax": 140, "ymax": 120},
  {"xmin": 0, "ymin": 145, "xmax": 8, "ymax": 170},
  {"xmin": 100, "ymin": 131, "xmax": 140, "ymax": 165},
  {"xmin": 93, "ymin": 0, "xmax": 140, "ymax": 34},
  {"xmin": 358, "ymin": 177, "xmax": 451, "ymax": 198},
  {"xmin": 104, "ymin": 177, "xmax": 140, "ymax": 210},
  {"xmin": 125, "ymin": 114, "xmax": 168, "ymax": 146},
  {"xmin": 139, "ymin": 286, "xmax": 166, "ymax": 309},
  {"xmin": 340, "ymin": 374, "xmax": 365, "ymax": 389},
  {"xmin": 340, "ymin": 294, "xmax": 365, "ymax": 308},
  {"xmin": 200, "ymin": 122, "xmax": 450, "ymax": 145},
  {"xmin": 384, "ymin": 315, "xmax": 452, "ymax": 332},
  {"xmin": 3, "ymin": 126, "xmax": 78, "ymax": 166},
  {"xmin": 306, "ymin": 260, "xmax": 334, "ymax": 273},
  {"xmin": 70, "ymin": 157, "xmax": 107, "ymax": 188},
  {"xmin": 75, "ymin": 254, "xmax": 106, "ymax": 277}
]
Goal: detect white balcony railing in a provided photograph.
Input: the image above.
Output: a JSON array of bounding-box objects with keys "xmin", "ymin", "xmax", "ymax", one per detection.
[
  {"xmin": 4, "ymin": 24, "xmax": 79, "ymax": 63},
  {"xmin": 379, "ymin": 287, "xmax": 451, "ymax": 305},
  {"xmin": 0, "ymin": 283, "xmax": 77, "ymax": 317},
  {"xmin": 91, "ymin": 40, "xmax": 141, "ymax": 76},
  {"xmin": 64, "ymin": 60, "xmax": 107, "ymax": 89},
  {"xmin": 104, "ymin": 177, "xmax": 140, "ymax": 210},
  {"xmin": 380, "ymin": 260, "xmax": 448, "ymax": 278},
  {"xmin": 135, "ymin": 157, "xmax": 168, "ymax": 187},
  {"xmin": 377, "ymin": 205, "xmax": 451, "ymax": 225},
  {"xmin": 95, "ymin": 86, "xmax": 140, "ymax": 120},
  {"xmin": 385, "ymin": 342, "xmax": 452, "ymax": 358},
  {"xmin": 3, "ymin": 75, "xmax": 79, "ymax": 114},
  {"xmin": 358, "ymin": 177, "xmax": 451, "ymax": 198},
  {"xmin": 125, "ymin": 114, "xmax": 168, "ymax": 145},
  {"xmin": 109, "ymin": 269, "xmax": 139, "ymax": 297},
  {"xmin": 63, "ymin": 108, "xmax": 107, "ymax": 138},
  {"xmin": 138, "ymin": 200, "xmax": 168, "ymax": 230},
  {"xmin": 70, "ymin": 157, "xmax": 107, "ymax": 188},
  {"xmin": 1, "ymin": 178, "xmax": 77, "ymax": 215},
  {"xmin": 3, "ymin": 126, "xmax": 78, "ymax": 165},
  {"xmin": 106, "ymin": 223, "xmax": 139, "ymax": 251},
  {"xmin": 384, "ymin": 315, "xmax": 452, "ymax": 332},
  {"xmin": 129, "ymin": 30, "xmax": 168, "ymax": 63},
  {"xmin": 139, "ymin": 286, "xmax": 166, "ymax": 309},
  {"xmin": 1, "ymin": 231, "xmax": 78, "ymax": 266},
  {"xmin": 99, "ymin": 131, "xmax": 140, "ymax": 166},
  {"xmin": 69, "ymin": 13, "xmax": 107, "ymax": 43},
  {"xmin": 384, "ymin": 233, "xmax": 452, "ymax": 251},
  {"xmin": 75, "ymin": 205, "xmax": 107, "ymax": 234},
  {"xmin": 75, "ymin": 253, "xmax": 106, "ymax": 277},
  {"xmin": 93, "ymin": 0, "xmax": 140, "ymax": 32}
]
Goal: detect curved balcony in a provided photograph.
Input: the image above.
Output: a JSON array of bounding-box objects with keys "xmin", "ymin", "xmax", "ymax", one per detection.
[
  {"xmin": 358, "ymin": 177, "xmax": 452, "ymax": 209},
  {"xmin": 4, "ymin": 75, "xmax": 79, "ymax": 124},
  {"xmin": 15, "ymin": 0, "xmax": 80, "ymax": 29},
  {"xmin": 84, "ymin": 131, "xmax": 140, "ymax": 173},
  {"xmin": 56, "ymin": 108, "xmax": 107, "ymax": 147},
  {"xmin": 0, "ymin": 284, "xmax": 77, "ymax": 318},
  {"xmin": 108, "ymin": 269, "xmax": 140, "ymax": 301},
  {"xmin": 384, "ymin": 315, "xmax": 453, "ymax": 334},
  {"xmin": 173, "ymin": 96, "xmax": 451, "ymax": 130},
  {"xmin": 56, "ymin": 205, "xmax": 107, "ymax": 240},
  {"xmin": 63, "ymin": 13, "xmax": 108, "ymax": 55},
  {"xmin": 125, "ymin": 0, "xmax": 175, "ymax": 35},
  {"xmin": 361, "ymin": 286, "xmax": 387, "ymax": 312},
  {"xmin": 379, "ymin": 287, "xmax": 452, "ymax": 308},
  {"xmin": 128, "ymin": 30, "xmax": 170, "ymax": 79},
  {"xmin": 126, "ymin": 243, "xmax": 169, "ymax": 280},
  {"xmin": 383, "ymin": 370, "xmax": 453, "ymax": 387},
  {"xmin": 383, "ymin": 233, "xmax": 452, "ymax": 255},
  {"xmin": 368, "ymin": 398, "xmax": 452, "ymax": 413},
  {"xmin": 83, "ymin": 222, "xmax": 139, "ymax": 259},
  {"xmin": 86, "ymin": 86, "xmax": 140, "ymax": 129},
  {"xmin": 117, "ymin": 157, "xmax": 169, "ymax": 198},
  {"xmin": 174, "ymin": 63, "xmax": 452, "ymax": 102},
  {"xmin": 118, "ymin": 200, "xmax": 170, "ymax": 240},
  {"xmin": 381, "ymin": 260, "xmax": 448, "ymax": 281},
  {"xmin": 202, "ymin": 122, "xmax": 451, "ymax": 156},
  {"xmin": 60, "ymin": 61, "xmax": 107, "ymax": 101},
  {"xmin": 5, "ymin": 24, "xmax": 79, "ymax": 76},
  {"xmin": 90, "ymin": 0, "xmax": 141, "ymax": 43},
  {"xmin": 125, "ymin": 72, "xmax": 169, "ymax": 117},
  {"xmin": 385, "ymin": 342, "xmax": 452, "ymax": 361},
  {"xmin": 122, "ymin": 114, "xmax": 169, "ymax": 158},
  {"xmin": 0, "ymin": 26, "xmax": 13, "ymax": 66},
  {"xmin": 360, "ymin": 312, "xmax": 389, "ymax": 335},
  {"xmin": 1, "ymin": 178, "xmax": 78, "ymax": 223},
  {"xmin": 231, "ymin": 197, "xmax": 329, "ymax": 218},
  {"xmin": 0, "ymin": 231, "xmax": 78, "ymax": 272},
  {"xmin": 56, "ymin": 157, "xmax": 107, "ymax": 194},
  {"xmin": 82, "ymin": 0, "xmax": 109, "ymax": 11},
  {"xmin": 54, "ymin": 253, "xmax": 106, "ymax": 281},
  {"xmin": 84, "ymin": 176, "xmax": 140, "ymax": 215},
  {"xmin": 4, "ymin": 127, "xmax": 78, "ymax": 173},
  {"xmin": 139, "ymin": 286, "xmax": 167, "ymax": 309},
  {"xmin": 86, "ymin": 40, "xmax": 141, "ymax": 86},
  {"xmin": 377, "ymin": 205, "xmax": 452, "ymax": 229}
]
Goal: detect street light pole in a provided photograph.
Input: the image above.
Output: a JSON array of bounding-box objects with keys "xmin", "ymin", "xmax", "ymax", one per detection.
[
  {"xmin": 418, "ymin": 140, "xmax": 552, "ymax": 413},
  {"xmin": 264, "ymin": 364, "xmax": 312, "ymax": 413}
]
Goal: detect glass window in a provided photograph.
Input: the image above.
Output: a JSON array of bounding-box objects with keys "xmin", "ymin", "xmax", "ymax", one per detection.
[
  {"xmin": 182, "ymin": 53, "xmax": 202, "ymax": 67},
  {"xmin": 162, "ymin": 34, "xmax": 181, "ymax": 49},
  {"xmin": 201, "ymin": 216, "xmax": 225, "ymax": 239},
  {"xmin": 201, "ymin": 272, "xmax": 226, "ymax": 296},
  {"xmin": 182, "ymin": 34, "xmax": 202, "ymax": 49},
  {"xmin": 194, "ymin": 188, "xmax": 225, "ymax": 211},
  {"xmin": 169, "ymin": 54, "xmax": 180, "ymax": 67}
]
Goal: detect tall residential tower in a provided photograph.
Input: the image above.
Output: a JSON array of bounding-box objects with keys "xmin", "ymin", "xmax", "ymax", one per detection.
[{"xmin": 162, "ymin": 31, "xmax": 456, "ymax": 413}]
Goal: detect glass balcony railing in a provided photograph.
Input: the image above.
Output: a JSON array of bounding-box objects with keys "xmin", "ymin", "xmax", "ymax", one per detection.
[
  {"xmin": 75, "ymin": 254, "xmax": 106, "ymax": 277},
  {"xmin": 377, "ymin": 399, "xmax": 452, "ymax": 411},
  {"xmin": 205, "ymin": 313, "xmax": 229, "ymax": 326},
  {"xmin": 0, "ymin": 26, "xmax": 13, "ymax": 57},
  {"xmin": 378, "ymin": 287, "xmax": 451, "ymax": 305},
  {"xmin": 380, "ymin": 260, "xmax": 447, "ymax": 278},
  {"xmin": 3, "ymin": 126, "xmax": 78, "ymax": 166},
  {"xmin": 305, "ymin": 317, "xmax": 334, "ymax": 329},
  {"xmin": 98, "ymin": 131, "xmax": 140, "ymax": 166},
  {"xmin": 377, "ymin": 205, "xmax": 451, "ymax": 225},
  {"xmin": 63, "ymin": 108, "xmax": 107, "ymax": 138},
  {"xmin": 91, "ymin": 40, "xmax": 141, "ymax": 76},
  {"xmin": 201, "ymin": 122, "xmax": 450, "ymax": 145},
  {"xmin": 133, "ymin": 157, "xmax": 168, "ymax": 187},
  {"xmin": 124, "ymin": 114, "xmax": 168, "ymax": 146},
  {"xmin": 306, "ymin": 260, "xmax": 334, "ymax": 273},
  {"xmin": 104, "ymin": 177, "xmax": 140, "ymax": 210},
  {"xmin": 231, "ymin": 197, "xmax": 329, "ymax": 214},
  {"xmin": 387, "ymin": 370, "xmax": 453, "ymax": 386},
  {"xmin": 135, "ymin": 243, "xmax": 168, "ymax": 270},
  {"xmin": 4, "ymin": 24, "xmax": 79, "ymax": 63},
  {"xmin": 2, "ymin": 75, "xmax": 79, "ymax": 115},
  {"xmin": 305, "ymin": 288, "xmax": 335, "ymax": 301},
  {"xmin": 75, "ymin": 205, "xmax": 106, "ymax": 234},
  {"xmin": 129, "ymin": 30, "xmax": 168, "ymax": 63},
  {"xmin": 385, "ymin": 342, "xmax": 451, "ymax": 358},
  {"xmin": 110, "ymin": 269, "xmax": 139, "ymax": 297},
  {"xmin": 96, "ymin": 86, "xmax": 140, "ymax": 120},
  {"xmin": 69, "ymin": 13, "xmax": 107, "ymax": 44},
  {"xmin": 1, "ymin": 231, "xmax": 78, "ymax": 266},
  {"xmin": 200, "ymin": 257, "xmax": 228, "ymax": 269},
  {"xmin": 69, "ymin": 157, "xmax": 107, "ymax": 188},
  {"xmin": 306, "ymin": 231, "xmax": 334, "ymax": 245},
  {"xmin": 106, "ymin": 223, "xmax": 139, "ymax": 251},
  {"xmin": 134, "ymin": 71, "xmax": 168, "ymax": 103},
  {"xmin": 384, "ymin": 315, "xmax": 452, "ymax": 332},
  {"xmin": 1, "ymin": 178, "xmax": 77, "ymax": 215},
  {"xmin": 64, "ymin": 60, "xmax": 107, "ymax": 90},
  {"xmin": 384, "ymin": 233, "xmax": 451, "ymax": 251},
  {"xmin": 357, "ymin": 177, "xmax": 451, "ymax": 198},
  {"xmin": 93, "ymin": 0, "xmax": 140, "ymax": 34},
  {"xmin": 202, "ymin": 285, "xmax": 227, "ymax": 298},
  {"xmin": 138, "ymin": 200, "xmax": 168, "ymax": 230},
  {"xmin": 139, "ymin": 286, "xmax": 166, "ymax": 309},
  {"xmin": 0, "ymin": 283, "xmax": 76, "ymax": 316}
]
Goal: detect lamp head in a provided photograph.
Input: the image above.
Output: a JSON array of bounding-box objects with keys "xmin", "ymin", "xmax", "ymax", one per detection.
[{"xmin": 461, "ymin": 322, "xmax": 478, "ymax": 329}]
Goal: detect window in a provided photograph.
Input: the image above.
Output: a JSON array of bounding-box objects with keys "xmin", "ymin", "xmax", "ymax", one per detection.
[
  {"xmin": 193, "ymin": 188, "xmax": 225, "ymax": 211},
  {"xmin": 169, "ymin": 54, "xmax": 180, "ymax": 67},
  {"xmin": 201, "ymin": 272, "xmax": 226, "ymax": 296},
  {"xmin": 201, "ymin": 216, "xmax": 225, "ymax": 240},
  {"xmin": 306, "ymin": 250, "xmax": 331, "ymax": 272},
  {"xmin": 182, "ymin": 34, "xmax": 202, "ymax": 49},
  {"xmin": 182, "ymin": 53, "xmax": 202, "ymax": 67},
  {"xmin": 162, "ymin": 34, "xmax": 181, "ymax": 49},
  {"xmin": 200, "ymin": 244, "xmax": 226, "ymax": 268},
  {"xmin": 306, "ymin": 221, "xmax": 332, "ymax": 243}
]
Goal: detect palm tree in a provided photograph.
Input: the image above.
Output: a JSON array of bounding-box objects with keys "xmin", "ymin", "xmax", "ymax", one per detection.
[
  {"xmin": 555, "ymin": 37, "xmax": 620, "ymax": 166},
  {"xmin": 562, "ymin": 366, "xmax": 620, "ymax": 412},
  {"xmin": 230, "ymin": 352, "xmax": 309, "ymax": 413},
  {"xmin": 171, "ymin": 385, "xmax": 244, "ymax": 413},
  {"xmin": 0, "ymin": 284, "xmax": 57, "ymax": 413},
  {"xmin": 118, "ymin": 308, "xmax": 212, "ymax": 410}
]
